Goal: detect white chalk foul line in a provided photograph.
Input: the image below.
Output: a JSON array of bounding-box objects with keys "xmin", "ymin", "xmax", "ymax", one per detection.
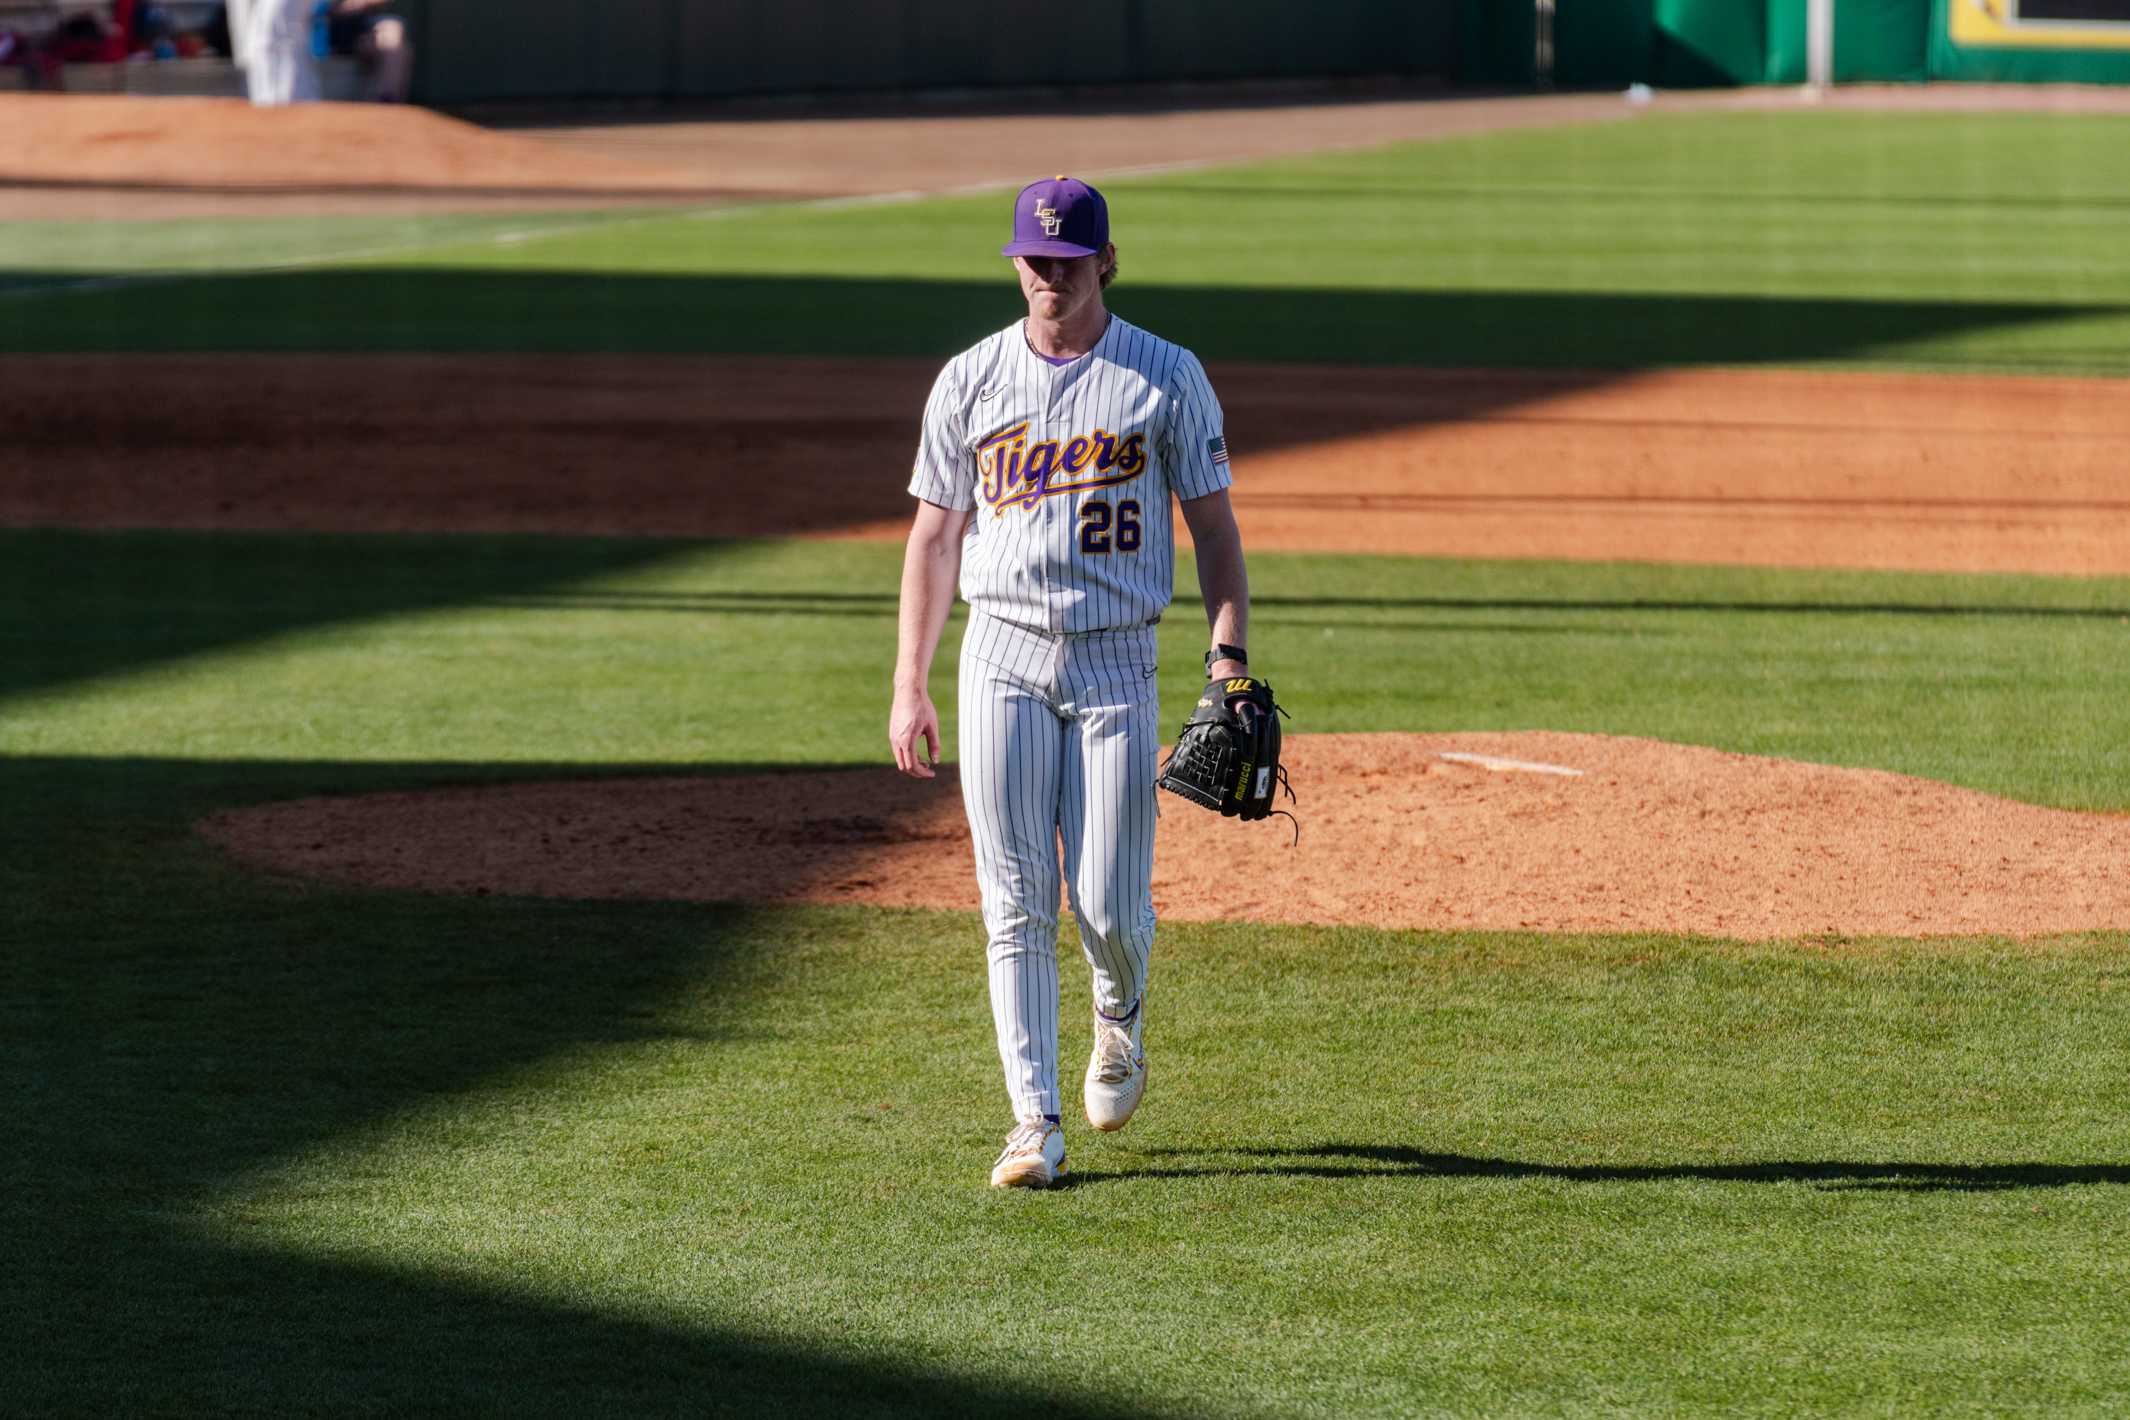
[
  {"xmin": 0, "ymin": 206, "xmax": 678, "ymax": 305},
  {"xmin": 1436, "ymin": 751, "xmax": 1585, "ymax": 778}
]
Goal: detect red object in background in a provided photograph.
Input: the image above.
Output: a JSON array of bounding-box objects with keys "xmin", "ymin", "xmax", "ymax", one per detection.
[
  {"xmin": 47, "ymin": 0, "xmax": 134, "ymax": 63},
  {"xmin": 109, "ymin": 0, "xmax": 136, "ymax": 58}
]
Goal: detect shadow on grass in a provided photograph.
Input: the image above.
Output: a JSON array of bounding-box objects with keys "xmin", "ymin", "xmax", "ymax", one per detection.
[
  {"xmin": 16, "ymin": 1237, "xmax": 1155, "ymax": 1418},
  {"xmin": 1252, "ymin": 593, "xmax": 2130, "ymax": 620},
  {"xmin": 480, "ymin": 586, "xmax": 2130, "ymax": 623},
  {"xmin": 1079, "ymin": 1144, "xmax": 2130, "ymax": 1193},
  {"xmin": 490, "ymin": 590, "xmax": 1630, "ymax": 639},
  {"xmin": 4, "ymin": 268, "xmax": 2108, "ymax": 376},
  {"xmin": 2, "ymin": 753, "xmax": 1158, "ymax": 1416},
  {"xmin": 36, "ymin": 524, "xmax": 2110, "ymax": 755},
  {"xmin": 1164, "ymin": 182, "xmax": 2130, "ymax": 216},
  {"xmin": 479, "ymin": 587, "xmax": 2130, "ymax": 634},
  {"xmin": 0, "ymin": 527, "xmax": 689, "ymax": 706}
]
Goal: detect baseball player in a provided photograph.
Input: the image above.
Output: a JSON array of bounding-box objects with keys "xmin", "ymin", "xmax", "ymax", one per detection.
[{"xmin": 888, "ymin": 176, "xmax": 1253, "ymax": 1188}]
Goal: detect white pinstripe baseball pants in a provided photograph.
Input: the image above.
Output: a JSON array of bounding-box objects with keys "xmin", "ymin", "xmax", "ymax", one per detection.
[{"xmin": 958, "ymin": 611, "xmax": 1160, "ymax": 1122}]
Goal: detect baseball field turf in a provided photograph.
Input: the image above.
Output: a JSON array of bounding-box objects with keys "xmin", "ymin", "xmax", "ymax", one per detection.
[{"xmin": 6, "ymin": 107, "xmax": 2130, "ymax": 1414}]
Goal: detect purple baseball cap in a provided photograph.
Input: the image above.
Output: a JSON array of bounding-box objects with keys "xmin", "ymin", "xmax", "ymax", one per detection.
[{"xmin": 1001, "ymin": 175, "xmax": 1109, "ymax": 259}]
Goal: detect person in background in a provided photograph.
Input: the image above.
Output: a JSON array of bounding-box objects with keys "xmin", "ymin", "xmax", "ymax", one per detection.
[
  {"xmin": 3, "ymin": 0, "xmax": 134, "ymax": 86},
  {"xmin": 323, "ymin": 0, "xmax": 408, "ymax": 103}
]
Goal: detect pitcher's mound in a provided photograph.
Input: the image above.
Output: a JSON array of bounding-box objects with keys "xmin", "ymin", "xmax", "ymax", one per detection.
[{"xmin": 197, "ymin": 733, "xmax": 2130, "ymax": 940}]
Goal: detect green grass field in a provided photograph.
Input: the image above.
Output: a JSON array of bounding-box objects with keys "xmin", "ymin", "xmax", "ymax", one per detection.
[
  {"xmin": 8, "ymin": 108, "xmax": 2130, "ymax": 1415},
  {"xmin": 7, "ymin": 111, "xmax": 2130, "ymax": 370}
]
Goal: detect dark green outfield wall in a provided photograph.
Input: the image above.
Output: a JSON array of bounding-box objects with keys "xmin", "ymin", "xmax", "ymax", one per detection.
[
  {"xmin": 1554, "ymin": 0, "xmax": 1653, "ymax": 88},
  {"xmin": 1459, "ymin": 0, "xmax": 1538, "ymax": 85},
  {"xmin": 387, "ymin": 1, "xmax": 2130, "ymax": 112},
  {"xmin": 392, "ymin": 0, "xmax": 1459, "ymax": 106}
]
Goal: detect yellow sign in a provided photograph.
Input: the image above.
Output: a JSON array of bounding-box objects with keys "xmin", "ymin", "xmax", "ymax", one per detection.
[{"xmin": 1951, "ymin": 0, "xmax": 2130, "ymax": 49}]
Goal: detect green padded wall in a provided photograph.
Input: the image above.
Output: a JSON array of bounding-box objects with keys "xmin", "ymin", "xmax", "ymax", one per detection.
[
  {"xmin": 1764, "ymin": 0, "xmax": 1929, "ymax": 83},
  {"xmin": 1652, "ymin": 0, "xmax": 1766, "ymax": 85},
  {"xmin": 1557, "ymin": 0, "xmax": 1945, "ymax": 88},
  {"xmin": 1554, "ymin": 0, "xmax": 1655, "ymax": 87}
]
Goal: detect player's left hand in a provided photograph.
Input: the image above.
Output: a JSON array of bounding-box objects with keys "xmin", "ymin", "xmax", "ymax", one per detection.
[{"xmin": 889, "ymin": 685, "xmax": 942, "ymax": 779}]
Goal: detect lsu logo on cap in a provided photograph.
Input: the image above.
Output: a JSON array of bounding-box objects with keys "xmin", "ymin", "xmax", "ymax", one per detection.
[{"xmin": 1035, "ymin": 200, "xmax": 1062, "ymax": 236}]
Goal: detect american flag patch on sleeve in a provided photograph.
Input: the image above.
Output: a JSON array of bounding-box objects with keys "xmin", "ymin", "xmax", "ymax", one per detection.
[{"xmin": 1207, "ymin": 435, "xmax": 1230, "ymax": 466}]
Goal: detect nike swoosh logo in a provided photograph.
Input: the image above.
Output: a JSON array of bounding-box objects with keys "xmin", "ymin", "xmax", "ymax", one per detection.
[{"xmin": 978, "ymin": 385, "xmax": 1005, "ymax": 402}]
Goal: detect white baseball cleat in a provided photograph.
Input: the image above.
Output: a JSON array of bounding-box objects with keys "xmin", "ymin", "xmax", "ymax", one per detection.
[
  {"xmin": 989, "ymin": 1117, "xmax": 1068, "ymax": 1189},
  {"xmin": 1083, "ymin": 1012, "xmax": 1147, "ymax": 1132}
]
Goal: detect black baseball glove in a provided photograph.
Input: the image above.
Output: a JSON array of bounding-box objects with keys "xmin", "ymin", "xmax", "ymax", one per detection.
[{"xmin": 1157, "ymin": 675, "xmax": 1295, "ymax": 832}]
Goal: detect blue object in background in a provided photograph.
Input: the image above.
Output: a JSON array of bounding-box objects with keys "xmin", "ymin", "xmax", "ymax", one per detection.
[{"xmin": 310, "ymin": 1, "xmax": 333, "ymax": 59}]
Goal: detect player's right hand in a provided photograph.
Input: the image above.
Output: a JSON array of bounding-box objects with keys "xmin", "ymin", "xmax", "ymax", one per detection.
[{"xmin": 889, "ymin": 686, "xmax": 942, "ymax": 779}]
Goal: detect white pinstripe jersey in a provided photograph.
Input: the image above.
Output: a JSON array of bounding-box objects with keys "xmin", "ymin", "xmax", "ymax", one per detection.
[{"xmin": 909, "ymin": 315, "xmax": 1232, "ymax": 635}]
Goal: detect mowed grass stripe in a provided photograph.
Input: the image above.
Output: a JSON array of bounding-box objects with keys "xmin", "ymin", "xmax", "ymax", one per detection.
[
  {"xmin": 5, "ymin": 111, "xmax": 2130, "ymax": 371},
  {"xmin": 5, "ymin": 531, "xmax": 2129, "ymax": 809}
]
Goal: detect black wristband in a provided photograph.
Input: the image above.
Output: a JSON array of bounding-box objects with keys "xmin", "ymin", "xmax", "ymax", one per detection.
[{"xmin": 1204, "ymin": 643, "xmax": 1248, "ymax": 672}]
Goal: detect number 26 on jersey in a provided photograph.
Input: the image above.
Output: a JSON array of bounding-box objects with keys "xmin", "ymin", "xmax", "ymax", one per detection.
[{"xmin": 1079, "ymin": 499, "xmax": 1141, "ymax": 555}]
